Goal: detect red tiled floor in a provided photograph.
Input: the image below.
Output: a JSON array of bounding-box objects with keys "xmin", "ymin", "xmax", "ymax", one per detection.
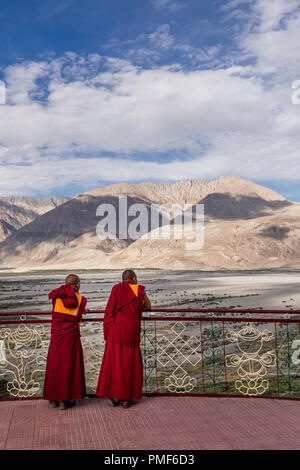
[
  {"xmin": 0, "ymin": 440, "xmax": 7, "ymax": 450},
  {"xmin": 0, "ymin": 396, "xmax": 300, "ymax": 450},
  {"xmin": 5, "ymin": 436, "xmax": 34, "ymax": 450}
]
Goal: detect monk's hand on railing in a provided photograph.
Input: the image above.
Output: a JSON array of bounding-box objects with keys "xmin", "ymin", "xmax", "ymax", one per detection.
[{"xmin": 83, "ymin": 309, "xmax": 90, "ymax": 314}]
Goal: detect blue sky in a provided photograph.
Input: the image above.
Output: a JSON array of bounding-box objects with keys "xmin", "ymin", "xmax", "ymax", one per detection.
[
  {"xmin": 0, "ymin": 0, "xmax": 300, "ymax": 201},
  {"xmin": 0, "ymin": 1, "xmax": 228, "ymax": 62}
]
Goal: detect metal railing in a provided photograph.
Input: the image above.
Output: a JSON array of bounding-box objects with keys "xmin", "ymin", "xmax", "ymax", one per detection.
[{"xmin": 1, "ymin": 308, "xmax": 300, "ymax": 400}]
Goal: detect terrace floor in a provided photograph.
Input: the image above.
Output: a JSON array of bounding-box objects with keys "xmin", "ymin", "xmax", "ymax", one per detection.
[{"xmin": 0, "ymin": 395, "xmax": 299, "ymax": 450}]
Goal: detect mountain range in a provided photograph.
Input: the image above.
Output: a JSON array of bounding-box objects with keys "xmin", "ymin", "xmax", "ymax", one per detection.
[{"xmin": 0, "ymin": 176, "xmax": 299, "ymax": 271}]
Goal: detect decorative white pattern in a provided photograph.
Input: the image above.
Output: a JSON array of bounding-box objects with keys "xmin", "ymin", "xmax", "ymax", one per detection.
[
  {"xmin": 0, "ymin": 325, "xmax": 48, "ymax": 397},
  {"xmin": 156, "ymin": 322, "xmax": 202, "ymax": 393},
  {"xmin": 226, "ymin": 323, "xmax": 276, "ymax": 396}
]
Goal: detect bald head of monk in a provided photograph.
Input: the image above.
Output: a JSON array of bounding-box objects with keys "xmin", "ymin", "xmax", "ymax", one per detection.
[
  {"xmin": 122, "ymin": 269, "xmax": 137, "ymax": 284},
  {"xmin": 65, "ymin": 274, "xmax": 81, "ymax": 292}
]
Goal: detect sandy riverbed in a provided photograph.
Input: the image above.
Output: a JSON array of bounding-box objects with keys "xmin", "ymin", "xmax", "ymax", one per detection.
[{"xmin": 0, "ymin": 269, "xmax": 299, "ymax": 311}]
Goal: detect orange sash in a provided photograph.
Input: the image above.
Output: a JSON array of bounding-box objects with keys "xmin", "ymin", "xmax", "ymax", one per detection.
[{"xmin": 54, "ymin": 292, "xmax": 82, "ymax": 317}]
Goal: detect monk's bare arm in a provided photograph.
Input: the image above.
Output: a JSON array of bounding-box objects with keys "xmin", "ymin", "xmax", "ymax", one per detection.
[{"xmin": 143, "ymin": 292, "xmax": 152, "ymax": 311}]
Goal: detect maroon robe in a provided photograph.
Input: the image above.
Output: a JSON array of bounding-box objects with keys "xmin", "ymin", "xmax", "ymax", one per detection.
[
  {"xmin": 43, "ymin": 285, "xmax": 87, "ymax": 401},
  {"xmin": 96, "ymin": 280, "xmax": 145, "ymax": 401}
]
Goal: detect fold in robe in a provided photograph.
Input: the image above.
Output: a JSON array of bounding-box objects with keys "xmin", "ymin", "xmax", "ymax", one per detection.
[
  {"xmin": 43, "ymin": 285, "xmax": 87, "ymax": 402},
  {"xmin": 96, "ymin": 281, "xmax": 145, "ymax": 400}
]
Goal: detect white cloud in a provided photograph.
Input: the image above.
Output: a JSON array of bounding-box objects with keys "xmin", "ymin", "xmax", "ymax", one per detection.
[
  {"xmin": 4, "ymin": 61, "xmax": 50, "ymax": 105},
  {"xmin": 153, "ymin": 0, "xmax": 184, "ymax": 11},
  {"xmin": 100, "ymin": 23, "xmax": 223, "ymax": 68},
  {"xmin": 253, "ymin": 0, "xmax": 300, "ymax": 32},
  {"xmin": 245, "ymin": 10, "xmax": 300, "ymax": 74},
  {"xmin": 0, "ymin": 57, "xmax": 272, "ymax": 155},
  {"xmin": 134, "ymin": 24, "xmax": 223, "ymax": 67},
  {"xmin": 224, "ymin": 0, "xmax": 300, "ymax": 75},
  {"xmin": 148, "ymin": 24, "xmax": 175, "ymax": 50}
]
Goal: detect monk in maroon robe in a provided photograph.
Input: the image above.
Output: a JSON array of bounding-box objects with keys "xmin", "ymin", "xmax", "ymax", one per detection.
[
  {"xmin": 96, "ymin": 270, "xmax": 151, "ymax": 408},
  {"xmin": 43, "ymin": 274, "xmax": 88, "ymax": 410}
]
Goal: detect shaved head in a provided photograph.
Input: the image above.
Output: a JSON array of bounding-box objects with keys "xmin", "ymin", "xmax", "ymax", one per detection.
[
  {"xmin": 65, "ymin": 274, "xmax": 80, "ymax": 287},
  {"xmin": 122, "ymin": 269, "xmax": 137, "ymax": 282}
]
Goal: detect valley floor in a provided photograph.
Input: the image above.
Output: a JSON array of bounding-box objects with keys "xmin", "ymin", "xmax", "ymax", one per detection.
[{"xmin": 1, "ymin": 269, "xmax": 300, "ymax": 311}]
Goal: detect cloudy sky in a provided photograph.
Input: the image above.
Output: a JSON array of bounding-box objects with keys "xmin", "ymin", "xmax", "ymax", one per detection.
[{"xmin": 0, "ymin": 0, "xmax": 300, "ymax": 200}]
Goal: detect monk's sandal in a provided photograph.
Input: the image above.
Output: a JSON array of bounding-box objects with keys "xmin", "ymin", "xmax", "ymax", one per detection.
[
  {"xmin": 59, "ymin": 401, "xmax": 74, "ymax": 410},
  {"xmin": 110, "ymin": 398, "xmax": 119, "ymax": 407},
  {"xmin": 48, "ymin": 401, "xmax": 59, "ymax": 408},
  {"xmin": 120, "ymin": 401, "xmax": 130, "ymax": 409}
]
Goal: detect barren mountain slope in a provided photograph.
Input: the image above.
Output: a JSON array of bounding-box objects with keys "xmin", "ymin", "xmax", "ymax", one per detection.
[
  {"xmin": 0, "ymin": 177, "xmax": 299, "ymax": 270},
  {"xmin": 0, "ymin": 196, "xmax": 69, "ymax": 242}
]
